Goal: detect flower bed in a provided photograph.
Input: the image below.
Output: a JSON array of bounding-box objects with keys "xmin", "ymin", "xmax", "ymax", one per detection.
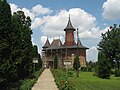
[{"xmin": 51, "ymin": 69, "xmax": 76, "ymax": 90}]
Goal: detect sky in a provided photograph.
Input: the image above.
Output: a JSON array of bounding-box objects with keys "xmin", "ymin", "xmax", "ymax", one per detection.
[{"xmin": 7, "ymin": 0, "xmax": 120, "ymax": 62}]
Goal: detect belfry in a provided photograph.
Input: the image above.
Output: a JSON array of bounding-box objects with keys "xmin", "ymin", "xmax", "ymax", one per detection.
[{"xmin": 42, "ymin": 16, "xmax": 88, "ymax": 68}]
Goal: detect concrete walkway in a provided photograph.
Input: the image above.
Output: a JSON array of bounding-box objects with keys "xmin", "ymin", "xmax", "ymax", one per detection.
[{"xmin": 32, "ymin": 69, "xmax": 58, "ymax": 90}]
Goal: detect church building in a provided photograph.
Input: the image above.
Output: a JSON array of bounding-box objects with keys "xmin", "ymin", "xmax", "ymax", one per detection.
[{"xmin": 42, "ymin": 16, "xmax": 88, "ymax": 68}]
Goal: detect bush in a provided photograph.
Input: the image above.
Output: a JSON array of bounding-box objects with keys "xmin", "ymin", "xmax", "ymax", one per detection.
[
  {"xmin": 115, "ymin": 69, "xmax": 120, "ymax": 77},
  {"xmin": 97, "ymin": 52, "xmax": 111, "ymax": 79},
  {"xmin": 19, "ymin": 69, "xmax": 44, "ymax": 90},
  {"xmin": 111, "ymin": 69, "xmax": 115, "ymax": 74},
  {"xmin": 68, "ymin": 71, "xmax": 74, "ymax": 77},
  {"xmin": 51, "ymin": 69, "xmax": 76, "ymax": 90},
  {"xmin": 81, "ymin": 67, "xmax": 87, "ymax": 72},
  {"xmin": 87, "ymin": 67, "xmax": 92, "ymax": 72}
]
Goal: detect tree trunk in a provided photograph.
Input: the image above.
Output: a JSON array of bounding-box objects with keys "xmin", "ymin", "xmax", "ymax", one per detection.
[
  {"xmin": 76, "ymin": 70, "xmax": 79, "ymax": 77},
  {"xmin": 117, "ymin": 61, "xmax": 119, "ymax": 69}
]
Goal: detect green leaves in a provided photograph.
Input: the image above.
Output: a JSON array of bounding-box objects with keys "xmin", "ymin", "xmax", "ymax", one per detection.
[
  {"xmin": 54, "ymin": 55, "xmax": 58, "ymax": 69},
  {"xmin": 73, "ymin": 55, "xmax": 80, "ymax": 71},
  {"xmin": 98, "ymin": 25, "xmax": 120, "ymax": 69},
  {"xmin": 98, "ymin": 24, "xmax": 120, "ymax": 78},
  {"xmin": 98, "ymin": 52, "xmax": 111, "ymax": 79},
  {"xmin": 0, "ymin": 1, "xmax": 36, "ymax": 89}
]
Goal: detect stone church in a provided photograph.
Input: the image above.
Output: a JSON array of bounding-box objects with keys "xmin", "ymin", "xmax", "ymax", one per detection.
[{"xmin": 42, "ymin": 16, "xmax": 88, "ymax": 68}]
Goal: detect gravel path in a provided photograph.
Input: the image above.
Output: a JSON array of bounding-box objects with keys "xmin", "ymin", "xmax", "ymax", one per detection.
[{"xmin": 32, "ymin": 69, "xmax": 58, "ymax": 90}]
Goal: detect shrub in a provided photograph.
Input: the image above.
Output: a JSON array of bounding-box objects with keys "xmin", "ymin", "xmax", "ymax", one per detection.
[
  {"xmin": 111, "ymin": 69, "xmax": 115, "ymax": 74},
  {"xmin": 87, "ymin": 67, "xmax": 92, "ymax": 72},
  {"xmin": 115, "ymin": 69, "xmax": 120, "ymax": 77},
  {"xmin": 97, "ymin": 52, "xmax": 111, "ymax": 79},
  {"xmin": 54, "ymin": 55, "xmax": 58, "ymax": 69},
  {"xmin": 81, "ymin": 67, "xmax": 87, "ymax": 72},
  {"xmin": 19, "ymin": 69, "xmax": 44, "ymax": 89},
  {"xmin": 68, "ymin": 71, "xmax": 74, "ymax": 77},
  {"xmin": 51, "ymin": 69, "xmax": 76, "ymax": 90}
]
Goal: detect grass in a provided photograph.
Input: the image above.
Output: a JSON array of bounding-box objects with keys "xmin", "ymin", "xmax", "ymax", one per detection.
[{"xmin": 70, "ymin": 72, "xmax": 120, "ymax": 90}]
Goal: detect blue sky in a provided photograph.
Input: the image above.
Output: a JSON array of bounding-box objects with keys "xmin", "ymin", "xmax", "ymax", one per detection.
[{"xmin": 8, "ymin": 0, "xmax": 120, "ymax": 62}]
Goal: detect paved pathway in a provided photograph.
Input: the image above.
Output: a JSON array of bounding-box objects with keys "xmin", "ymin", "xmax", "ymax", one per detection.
[{"xmin": 32, "ymin": 69, "xmax": 58, "ymax": 90}]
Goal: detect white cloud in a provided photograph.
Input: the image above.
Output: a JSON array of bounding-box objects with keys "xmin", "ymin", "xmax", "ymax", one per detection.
[
  {"xmin": 31, "ymin": 17, "xmax": 45, "ymax": 29},
  {"xmin": 10, "ymin": 3, "xmax": 35, "ymax": 20},
  {"xmin": 10, "ymin": 3, "xmax": 52, "ymax": 21},
  {"xmin": 86, "ymin": 46, "xmax": 98, "ymax": 61},
  {"xmin": 102, "ymin": 0, "xmax": 120, "ymax": 20},
  {"xmin": 42, "ymin": 8, "xmax": 98, "ymax": 38},
  {"xmin": 32, "ymin": 4, "xmax": 53, "ymax": 15}
]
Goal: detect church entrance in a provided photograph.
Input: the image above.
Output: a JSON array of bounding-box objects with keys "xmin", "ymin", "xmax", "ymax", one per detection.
[{"xmin": 48, "ymin": 61, "xmax": 53, "ymax": 68}]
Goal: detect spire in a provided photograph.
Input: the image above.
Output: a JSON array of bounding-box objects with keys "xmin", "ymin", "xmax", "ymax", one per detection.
[
  {"xmin": 42, "ymin": 37, "xmax": 50, "ymax": 48},
  {"xmin": 64, "ymin": 14, "xmax": 75, "ymax": 31},
  {"xmin": 77, "ymin": 38, "xmax": 82, "ymax": 46},
  {"xmin": 77, "ymin": 28, "xmax": 82, "ymax": 46}
]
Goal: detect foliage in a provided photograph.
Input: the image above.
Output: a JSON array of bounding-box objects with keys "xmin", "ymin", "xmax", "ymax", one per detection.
[
  {"xmin": 33, "ymin": 45, "xmax": 42, "ymax": 71},
  {"xmin": 115, "ymin": 69, "xmax": 120, "ymax": 77},
  {"xmin": 73, "ymin": 55, "xmax": 80, "ymax": 70},
  {"xmin": 81, "ymin": 67, "xmax": 87, "ymax": 72},
  {"xmin": 0, "ymin": 0, "xmax": 12, "ymax": 88},
  {"xmin": 87, "ymin": 61, "xmax": 97, "ymax": 71},
  {"xmin": 6, "ymin": 69, "xmax": 44, "ymax": 90},
  {"xmin": 68, "ymin": 71, "xmax": 74, "ymax": 77},
  {"xmin": 73, "ymin": 55, "xmax": 80, "ymax": 77},
  {"xmin": 51, "ymin": 69, "xmax": 76, "ymax": 90},
  {"xmin": 11, "ymin": 11, "xmax": 33, "ymax": 79},
  {"xmin": 98, "ymin": 24, "xmax": 120, "ymax": 69},
  {"xmin": 54, "ymin": 55, "xmax": 58, "ymax": 69},
  {"xmin": 19, "ymin": 69, "xmax": 44, "ymax": 90},
  {"xmin": 0, "ymin": 0, "xmax": 41, "ymax": 89},
  {"xmin": 97, "ymin": 51, "xmax": 111, "ymax": 79}
]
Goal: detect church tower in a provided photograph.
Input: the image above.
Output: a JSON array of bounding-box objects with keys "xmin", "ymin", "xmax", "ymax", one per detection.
[{"xmin": 64, "ymin": 15, "xmax": 76, "ymax": 46}]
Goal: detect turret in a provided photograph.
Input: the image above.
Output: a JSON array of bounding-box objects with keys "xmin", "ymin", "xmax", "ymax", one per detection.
[{"xmin": 64, "ymin": 15, "xmax": 76, "ymax": 46}]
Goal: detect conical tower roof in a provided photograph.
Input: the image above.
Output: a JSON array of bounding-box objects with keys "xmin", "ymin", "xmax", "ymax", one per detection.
[
  {"xmin": 42, "ymin": 38, "xmax": 50, "ymax": 48},
  {"xmin": 64, "ymin": 15, "xmax": 75, "ymax": 31}
]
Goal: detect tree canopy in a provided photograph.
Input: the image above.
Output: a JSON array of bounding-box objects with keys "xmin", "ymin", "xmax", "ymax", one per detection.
[
  {"xmin": 0, "ymin": 1, "xmax": 42, "ymax": 89},
  {"xmin": 97, "ymin": 51, "xmax": 111, "ymax": 79},
  {"xmin": 0, "ymin": 0, "xmax": 12, "ymax": 87},
  {"xmin": 98, "ymin": 24, "xmax": 120, "ymax": 69},
  {"xmin": 73, "ymin": 55, "xmax": 80, "ymax": 71}
]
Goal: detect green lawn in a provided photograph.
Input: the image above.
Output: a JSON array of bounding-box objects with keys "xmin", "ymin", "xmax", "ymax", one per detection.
[{"xmin": 70, "ymin": 72, "xmax": 120, "ymax": 90}]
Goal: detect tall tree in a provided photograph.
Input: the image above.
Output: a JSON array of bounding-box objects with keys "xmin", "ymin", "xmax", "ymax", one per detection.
[
  {"xmin": 54, "ymin": 55, "xmax": 58, "ymax": 69},
  {"xmin": 97, "ymin": 51, "xmax": 111, "ymax": 79},
  {"xmin": 73, "ymin": 55, "xmax": 80, "ymax": 77},
  {"xmin": 98, "ymin": 24, "xmax": 120, "ymax": 69},
  {"xmin": 0, "ymin": 0, "xmax": 12, "ymax": 87},
  {"xmin": 33, "ymin": 45, "xmax": 42, "ymax": 70},
  {"xmin": 14, "ymin": 11, "xmax": 33, "ymax": 79},
  {"xmin": 10, "ymin": 11, "xmax": 33, "ymax": 79}
]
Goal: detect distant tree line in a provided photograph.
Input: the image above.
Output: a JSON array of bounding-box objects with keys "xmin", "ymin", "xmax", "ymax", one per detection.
[{"xmin": 0, "ymin": 0, "xmax": 42, "ymax": 89}]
